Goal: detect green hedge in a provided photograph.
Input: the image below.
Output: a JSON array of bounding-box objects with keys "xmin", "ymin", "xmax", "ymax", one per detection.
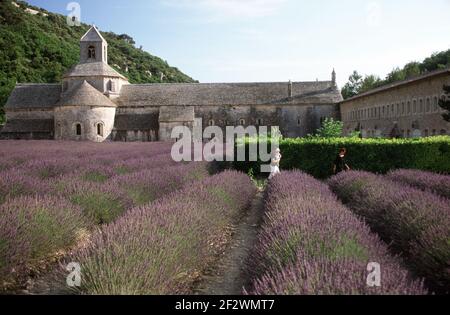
[{"xmin": 232, "ymin": 136, "xmax": 450, "ymax": 179}]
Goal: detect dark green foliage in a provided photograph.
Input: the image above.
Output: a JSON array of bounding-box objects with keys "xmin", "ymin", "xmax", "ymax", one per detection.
[
  {"xmin": 0, "ymin": 1, "xmax": 196, "ymax": 121},
  {"xmin": 342, "ymin": 50, "xmax": 450, "ymax": 99},
  {"xmin": 232, "ymin": 136, "xmax": 450, "ymax": 179},
  {"xmin": 439, "ymin": 85, "xmax": 450, "ymax": 122}
]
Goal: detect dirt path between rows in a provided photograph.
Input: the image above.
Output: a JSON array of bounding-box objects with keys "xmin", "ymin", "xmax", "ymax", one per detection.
[{"xmin": 195, "ymin": 189, "xmax": 265, "ymax": 295}]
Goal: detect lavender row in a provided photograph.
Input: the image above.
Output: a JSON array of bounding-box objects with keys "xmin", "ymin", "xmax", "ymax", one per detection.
[
  {"xmin": 246, "ymin": 171, "xmax": 426, "ymax": 295},
  {"xmin": 386, "ymin": 169, "xmax": 450, "ymax": 199},
  {"xmin": 64, "ymin": 171, "xmax": 256, "ymax": 294},
  {"xmin": 0, "ymin": 196, "xmax": 90, "ymax": 280},
  {"xmin": 328, "ymin": 171, "xmax": 450, "ymax": 294}
]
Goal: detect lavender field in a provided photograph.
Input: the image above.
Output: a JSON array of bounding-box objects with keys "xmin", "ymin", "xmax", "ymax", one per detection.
[{"xmin": 0, "ymin": 141, "xmax": 448, "ymax": 295}]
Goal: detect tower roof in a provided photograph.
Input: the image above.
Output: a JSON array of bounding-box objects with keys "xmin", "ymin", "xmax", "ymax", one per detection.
[
  {"xmin": 80, "ymin": 25, "xmax": 107, "ymax": 43},
  {"xmin": 63, "ymin": 61, "xmax": 127, "ymax": 80},
  {"xmin": 58, "ymin": 80, "xmax": 116, "ymax": 107}
]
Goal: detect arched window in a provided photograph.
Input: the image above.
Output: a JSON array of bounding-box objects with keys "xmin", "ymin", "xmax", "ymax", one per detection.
[
  {"xmin": 440, "ymin": 129, "xmax": 447, "ymax": 136},
  {"xmin": 407, "ymin": 101, "xmax": 411, "ymax": 114},
  {"xmin": 432, "ymin": 129, "xmax": 436, "ymax": 136},
  {"xmin": 402, "ymin": 102, "xmax": 405, "ymax": 115},
  {"xmin": 208, "ymin": 119, "xmax": 215, "ymax": 126},
  {"xmin": 413, "ymin": 100, "xmax": 417, "ymax": 113},
  {"xmin": 97, "ymin": 123, "xmax": 104, "ymax": 137},
  {"xmin": 76, "ymin": 124, "xmax": 82, "ymax": 136},
  {"xmin": 239, "ymin": 119, "xmax": 245, "ymax": 126},
  {"xmin": 88, "ymin": 45, "xmax": 96, "ymax": 59},
  {"xmin": 419, "ymin": 99, "xmax": 423, "ymax": 112},
  {"xmin": 257, "ymin": 118, "xmax": 263, "ymax": 125},
  {"xmin": 433, "ymin": 96, "xmax": 438, "ymax": 111},
  {"xmin": 426, "ymin": 98, "xmax": 431, "ymax": 112},
  {"xmin": 424, "ymin": 129, "xmax": 429, "ymax": 137}
]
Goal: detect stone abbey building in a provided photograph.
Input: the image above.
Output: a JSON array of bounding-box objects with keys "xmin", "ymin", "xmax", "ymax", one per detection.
[
  {"xmin": 340, "ymin": 68, "xmax": 450, "ymax": 138},
  {"xmin": 0, "ymin": 26, "xmax": 342, "ymax": 142},
  {"xmin": 2, "ymin": 26, "xmax": 448, "ymax": 142}
]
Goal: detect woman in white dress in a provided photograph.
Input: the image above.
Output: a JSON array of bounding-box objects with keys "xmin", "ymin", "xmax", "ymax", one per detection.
[{"xmin": 269, "ymin": 148, "xmax": 282, "ymax": 180}]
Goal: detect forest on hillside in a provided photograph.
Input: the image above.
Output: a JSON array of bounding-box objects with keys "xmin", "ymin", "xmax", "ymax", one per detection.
[{"xmin": 0, "ymin": 0, "xmax": 196, "ymax": 123}]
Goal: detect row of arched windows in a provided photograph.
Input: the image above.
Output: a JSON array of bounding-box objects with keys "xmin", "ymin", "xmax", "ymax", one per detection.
[
  {"xmin": 347, "ymin": 95, "xmax": 442, "ymax": 122},
  {"xmin": 74, "ymin": 122, "xmax": 104, "ymax": 137},
  {"xmin": 207, "ymin": 118, "xmax": 264, "ymax": 127},
  {"xmin": 363, "ymin": 128, "xmax": 447, "ymax": 138}
]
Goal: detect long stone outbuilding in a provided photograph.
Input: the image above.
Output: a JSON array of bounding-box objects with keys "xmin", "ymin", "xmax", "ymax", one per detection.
[
  {"xmin": 0, "ymin": 26, "xmax": 342, "ymax": 142},
  {"xmin": 340, "ymin": 68, "xmax": 450, "ymax": 138}
]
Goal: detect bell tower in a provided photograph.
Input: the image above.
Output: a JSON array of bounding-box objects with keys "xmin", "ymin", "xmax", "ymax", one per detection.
[{"xmin": 80, "ymin": 25, "xmax": 108, "ymax": 64}]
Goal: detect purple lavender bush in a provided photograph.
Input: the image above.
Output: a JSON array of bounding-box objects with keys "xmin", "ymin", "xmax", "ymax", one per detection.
[
  {"xmin": 110, "ymin": 162, "xmax": 210, "ymax": 206},
  {"xmin": 387, "ymin": 169, "xmax": 450, "ymax": 199},
  {"xmin": 0, "ymin": 169, "xmax": 50, "ymax": 204},
  {"xmin": 50, "ymin": 177, "xmax": 134, "ymax": 225},
  {"xmin": 0, "ymin": 195, "xmax": 90, "ymax": 280},
  {"xmin": 246, "ymin": 171, "xmax": 426, "ymax": 295},
  {"xmin": 66, "ymin": 171, "xmax": 256, "ymax": 294},
  {"xmin": 329, "ymin": 171, "xmax": 450, "ymax": 294}
]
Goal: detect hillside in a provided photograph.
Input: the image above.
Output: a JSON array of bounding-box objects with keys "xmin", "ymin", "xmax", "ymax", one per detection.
[{"xmin": 0, "ymin": 0, "xmax": 197, "ymax": 123}]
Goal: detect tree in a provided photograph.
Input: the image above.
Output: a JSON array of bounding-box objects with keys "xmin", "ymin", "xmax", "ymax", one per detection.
[
  {"xmin": 360, "ymin": 74, "xmax": 382, "ymax": 93},
  {"xmin": 316, "ymin": 118, "xmax": 343, "ymax": 138},
  {"xmin": 341, "ymin": 71, "xmax": 363, "ymax": 99},
  {"xmin": 439, "ymin": 85, "xmax": 450, "ymax": 122}
]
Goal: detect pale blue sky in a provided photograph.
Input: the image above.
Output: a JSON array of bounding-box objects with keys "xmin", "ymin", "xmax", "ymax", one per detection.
[{"xmin": 26, "ymin": 0, "xmax": 450, "ymax": 87}]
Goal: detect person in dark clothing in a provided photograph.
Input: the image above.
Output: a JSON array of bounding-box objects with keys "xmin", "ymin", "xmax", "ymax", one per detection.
[{"xmin": 333, "ymin": 148, "xmax": 350, "ymax": 175}]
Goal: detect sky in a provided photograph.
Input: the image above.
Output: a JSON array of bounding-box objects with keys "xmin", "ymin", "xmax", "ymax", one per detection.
[{"xmin": 25, "ymin": 0, "xmax": 450, "ymax": 87}]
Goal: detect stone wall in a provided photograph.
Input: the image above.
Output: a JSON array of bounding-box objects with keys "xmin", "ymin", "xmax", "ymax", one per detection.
[
  {"xmin": 340, "ymin": 72, "xmax": 450, "ymax": 138},
  {"xmin": 54, "ymin": 106, "xmax": 116, "ymax": 142}
]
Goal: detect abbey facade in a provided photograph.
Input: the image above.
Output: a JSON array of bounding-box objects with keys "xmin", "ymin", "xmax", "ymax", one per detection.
[{"xmin": 0, "ymin": 26, "xmax": 342, "ymax": 142}]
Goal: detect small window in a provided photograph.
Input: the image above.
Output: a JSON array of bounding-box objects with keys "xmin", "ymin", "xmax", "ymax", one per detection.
[
  {"xmin": 433, "ymin": 97, "xmax": 438, "ymax": 111},
  {"xmin": 419, "ymin": 99, "xmax": 423, "ymax": 112},
  {"xmin": 239, "ymin": 119, "xmax": 245, "ymax": 126},
  {"xmin": 413, "ymin": 100, "xmax": 417, "ymax": 113},
  {"xmin": 257, "ymin": 118, "xmax": 263, "ymax": 125},
  {"xmin": 407, "ymin": 101, "xmax": 411, "ymax": 114},
  {"xmin": 440, "ymin": 129, "xmax": 447, "ymax": 135},
  {"xmin": 208, "ymin": 119, "xmax": 215, "ymax": 126},
  {"xmin": 426, "ymin": 98, "xmax": 431, "ymax": 112},
  {"xmin": 402, "ymin": 102, "xmax": 405, "ymax": 115},
  {"xmin": 97, "ymin": 123, "xmax": 104, "ymax": 137},
  {"xmin": 76, "ymin": 124, "xmax": 82, "ymax": 136},
  {"xmin": 88, "ymin": 45, "xmax": 96, "ymax": 59},
  {"xmin": 432, "ymin": 129, "xmax": 436, "ymax": 136},
  {"xmin": 424, "ymin": 129, "xmax": 429, "ymax": 137}
]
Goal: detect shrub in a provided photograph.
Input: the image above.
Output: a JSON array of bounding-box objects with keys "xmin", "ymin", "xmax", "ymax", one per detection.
[
  {"xmin": 387, "ymin": 169, "xmax": 450, "ymax": 199},
  {"xmin": 0, "ymin": 195, "xmax": 89, "ymax": 279},
  {"xmin": 328, "ymin": 171, "xmax": 450, "ymax": 293},
  {"xmin": 246, "ymin": 171, "xmax": 425, "ymax": 295},
  {"xmin": 110, "ymin": 162, "xmax": 210, "ymax": 206},
  {"xmin": 233, "ymin": 136, "xmax": 450, "ymax": 179},
  {"xmin": 65, "ymin": 171, "xmax": 256, "ymax": 295},
  {"xmin": 0, "ymin": 169, "xmax": 50, "ymax": 204},
  {"xmin": 51, "ymin": 178, "xmax": 133, "ymax": 225}
]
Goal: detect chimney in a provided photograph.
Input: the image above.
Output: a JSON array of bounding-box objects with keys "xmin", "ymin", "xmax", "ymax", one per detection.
[
  {"xmin": 332, "ymin": 68, "xmax": 337, "ymax": 87},
  {"xmin": 288, "ymin": 80, "xmax": 293, "ymax": 99}
]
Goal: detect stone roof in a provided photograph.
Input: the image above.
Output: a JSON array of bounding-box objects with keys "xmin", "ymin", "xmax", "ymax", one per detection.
[
  {"xmin": 113, "ymin": 114, "xmax": 158, "ymax": 131},
  {"xmin": 58, "ymin": 80, "xmax": 117, "ymax": 107},
  {"xmin": 80, "ymin": 26, "xmax": 107, "ymax": 43},
  {"xmin": 159, "ymin": 106, "xmax": 195, "ymax": 122},
  {"xmin": 1, "ymin": 119, "xmax": 54, "ymax": 133},
  {"xmin": 341, "ymin": 67, "xmax": 450, "ymax": 104},
  {"xmin": 116, "ymin": 81, "xmax": 342, "ymax": 107},
  {"xmin": 5, "ymin": 84, "xmax": 61, "ymax": 110},
  {"xmin": 63, "ymin": 61, "xmax": 127, "ymax": 80}
]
